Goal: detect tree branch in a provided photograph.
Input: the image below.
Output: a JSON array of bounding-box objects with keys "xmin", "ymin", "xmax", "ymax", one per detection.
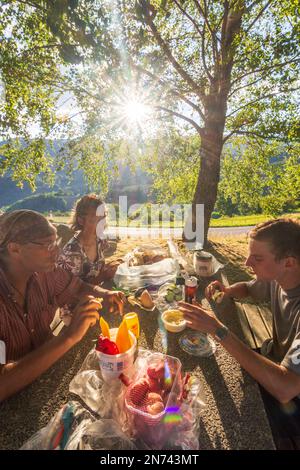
[
  {"xmin": 201, "ymin": 22, "xmax": 213, "ymax": 82},
  {"xmin": 231, "ymin": 56, "xmax": 300, "ymax": 88},
  {"xmin": 223, "ymin": 117, "xmax": 258, "ymax": 143},
  {"xmin": 228, "ymin": 76, "xmax": 266, "ymax": 98},
  {"xmin": 173, "ymin": 0, "xmax": 203, "ymax": 37},
  {"xmin": 243, "ymin": 0, "xmax": 274, "ymax": 35},
  {"xmin": 156, "ymin": 106, "xmax": 203, "ymax": 135},
  {"xmin": 227, "ymin": 86, "xmax": 300, "ymax": 117},
  {"xmin": 192, "ymin": 0, "xmax": 217, "ymax": 41},
  {"xmin": 131, "ymin": 62, "xmax": 205, "ymax": 120},
  {"xmin": 14, "ymin": 0, "xmax": 47, "ymax": 12},
  {"xmin": 228, "ymin": 130, "xmax": 287, "ymax": 141},
  {"xmin": 194, "ymin": 0, "xmax": 219, "ymax": 64},
  {"xmin": 140, "ymin": 0, "xmax": 205, "ymax": 97}
]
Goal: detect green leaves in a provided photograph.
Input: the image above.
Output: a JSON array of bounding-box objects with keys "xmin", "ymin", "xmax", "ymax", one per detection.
[{"xmin": 218, "ymin": 138, "xmax": 300, "ymax": 216}]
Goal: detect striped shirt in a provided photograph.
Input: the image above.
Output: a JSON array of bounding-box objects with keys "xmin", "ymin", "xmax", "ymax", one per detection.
[{"xmin": 0, "ymin": 265, "xmax": 83, "ymax": 362}]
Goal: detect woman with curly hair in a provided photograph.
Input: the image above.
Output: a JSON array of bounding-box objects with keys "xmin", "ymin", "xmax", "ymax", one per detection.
[{"xmin": 58, "ymin": 194, "xmax": 120, "ymax": 285}]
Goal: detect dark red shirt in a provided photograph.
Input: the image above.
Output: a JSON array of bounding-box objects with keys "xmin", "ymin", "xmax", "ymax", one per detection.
[{"xmin": 0, "ymin": 266, "xmax": 83, "ymax": 362}]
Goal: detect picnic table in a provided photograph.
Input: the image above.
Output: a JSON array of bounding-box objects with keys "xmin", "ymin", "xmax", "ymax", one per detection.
[{"xmin": 0, "ymin": 270, "xmax": 275, "ymax": 450}]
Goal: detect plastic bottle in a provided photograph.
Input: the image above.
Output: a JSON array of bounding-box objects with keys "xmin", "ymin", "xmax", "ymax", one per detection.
[
  {"xmin": 124, "ymin": 312, "xmax": 140, "ymax": 339},
  {"xmin": 184, "ymin": 276, "xmax": 198, "ymax": 303}
]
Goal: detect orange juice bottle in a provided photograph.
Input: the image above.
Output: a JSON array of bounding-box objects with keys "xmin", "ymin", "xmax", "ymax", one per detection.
[
  {"xmin": 124, "ymin": 312, "xmax": 140, "ymax": 339},
  {"xmin": 116, "ymin": 319, "xmax": 132, "ymax": 353}
]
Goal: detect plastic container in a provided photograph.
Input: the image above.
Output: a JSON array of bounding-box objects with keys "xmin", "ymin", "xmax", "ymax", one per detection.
[
  {"xmin": 124, "ymin": 352, "xmax": 183, "ymax": 449},
  {"xmin": 193, "ymin": 251, "xmax": 213, "ymax": 277},
  {"xmin": 96, "ymin": 328, "xmax": 137, "ymax": 382},
  {"xmin": 161, "ymin": 309, "xmax": 186, "ymax": 333}
]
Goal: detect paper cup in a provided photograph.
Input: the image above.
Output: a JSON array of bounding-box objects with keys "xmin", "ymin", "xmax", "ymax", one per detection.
[{"xmin": 96, "ymin": 328, "xmax": 137, "ymax": 382}]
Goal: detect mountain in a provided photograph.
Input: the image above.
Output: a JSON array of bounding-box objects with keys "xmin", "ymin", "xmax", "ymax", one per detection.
[{"xmin": 0, "ymin": 141, "xmax": 153, "ymax": 211}]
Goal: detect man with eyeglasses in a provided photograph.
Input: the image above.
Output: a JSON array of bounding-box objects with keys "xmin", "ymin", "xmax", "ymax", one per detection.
[{"xmin": 0, "ymin": 210, "xmax": 126, "ymax": 402}]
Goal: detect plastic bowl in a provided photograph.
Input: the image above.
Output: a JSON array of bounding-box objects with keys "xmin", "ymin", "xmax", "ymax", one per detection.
[{"xmin": 161, "ymin": 309, "xmax": 186, "ymax": 333}]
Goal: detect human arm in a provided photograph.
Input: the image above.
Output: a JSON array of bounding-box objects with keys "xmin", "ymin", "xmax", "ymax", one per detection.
[
  {"xmin": 179, "ymin": 301, "xmax": 300, "ymax": 403},
  {"xmin": 76, "ymin": 282, "xmax": 126, "ymax": 315},
  {"xmin": 0, "ymin": 298, "xmax": 100, "ymax": 402},
  {"xmin": 205, "ymin": 280, "xmax": 250, "ymax": 301}
]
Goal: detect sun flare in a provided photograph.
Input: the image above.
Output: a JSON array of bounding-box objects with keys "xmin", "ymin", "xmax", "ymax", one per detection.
[
  {"xmin": 122, "ymin": 98, "xmax": 151, "ymax": 125},
  {"xmin": 124, "ymin": 100, "xmax": 147, "ymax": 122},
  {"xmin": 110, "ymin": 79, "xmax": 158, "ymax": 136}
]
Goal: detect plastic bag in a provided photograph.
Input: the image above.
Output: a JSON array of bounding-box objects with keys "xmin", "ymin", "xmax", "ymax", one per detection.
[
  {"xmin": 22, "ymin": 348, "xmax": 205, "ymax": 450},
  {"xmin": 125, "ymin": 244, "xmax": 168, "ymax": 267},
  {"xmin": 114, "ymin": 258, "xmax": 180, "ymax": 290},
  {"xmin": 69, "ymin": 348, "xmax": 123, "ymax": 417},
  {"xmin": 20, "ymin": 401, "xmax": 94, "ymax": 450},
  {"xmin": 21, "ymin": 400, "xmax": 137, "ymax": 450},
  {"xmin": 65, "ymin": 419, "xmax": 137, "ymax": 450},
  {"xmin": 70, "ymin": 347, "xmax": 205, "ymax": 449}
]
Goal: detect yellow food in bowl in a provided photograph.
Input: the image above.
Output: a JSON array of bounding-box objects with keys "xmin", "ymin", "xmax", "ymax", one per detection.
[{"xmin": 162, "ymin": 309, "xmax": 186, "ymax": 332}]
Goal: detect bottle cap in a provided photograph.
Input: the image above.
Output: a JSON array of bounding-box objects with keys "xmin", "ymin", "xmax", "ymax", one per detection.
[
  {"xmin": 185, "ymin": 276, "xmax": 198, "ymax": 287},
  {"xmin": 194, "ymin": 251, "xmax": 213, "ymax": 261}
]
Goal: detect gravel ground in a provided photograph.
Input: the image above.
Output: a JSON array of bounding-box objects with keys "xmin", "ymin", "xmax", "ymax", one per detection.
[{"xmin": 0, "ymin": 238, "xmax": 275, "ymax": 450}]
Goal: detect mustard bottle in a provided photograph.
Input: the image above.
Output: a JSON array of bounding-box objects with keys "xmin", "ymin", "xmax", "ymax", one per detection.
[
  {"xmin": 124, "ymin": 312, "xmax": 140, "ymax": 339},
  {"xmin": 116, "ymin": 319, "xmax": 132, "ymax": 353}
]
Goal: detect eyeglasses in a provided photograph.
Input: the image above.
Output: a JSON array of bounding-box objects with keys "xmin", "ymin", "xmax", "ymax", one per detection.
[{"xmin": 27, "ymin": 238, "xmax": 61, "ymax": 252}]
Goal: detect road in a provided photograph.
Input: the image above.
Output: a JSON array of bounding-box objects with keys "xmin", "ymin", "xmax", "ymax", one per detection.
[{"xmin": 105, "ymin": 225, "xmax": 253, "ymax": 239}]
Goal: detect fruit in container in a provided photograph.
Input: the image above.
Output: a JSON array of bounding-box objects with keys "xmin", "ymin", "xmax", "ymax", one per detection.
[
  {"xmin": 96, "ymin": 335, "xmax": 119, "ymax": 355},
  {"xmin": 129, "ymin": 378, "xmax": 149, "ymax": 406},
  {"xmin": 99, "ymin": 316, "xmax": 110, "ymax": 339},
  {"xmin": 115, "ymin": 319, "xmax": 132, "ymax": 353},
  {"xmin": 147, "ymin": 361, "xmax": 165, "ymax": 380},
  {"xmin": 148, "ymin": 377, "xmax": 161, "ymax": 393},
  {"xmin": 164, "ymin": 285, "xmax": 182, "ymax": 303},
  {"xmin": 146, "ymin": 392, "xmax": 163, "ymax": 405},
  {"xmin": 146, "ymin": 401, "xmax": 165, "ymax": 415}
]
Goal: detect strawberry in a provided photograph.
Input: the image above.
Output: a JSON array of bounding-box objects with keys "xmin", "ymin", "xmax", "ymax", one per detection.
[{"xmin": 96, "ymin": 335, "xmax": 119, "ymax": 355}]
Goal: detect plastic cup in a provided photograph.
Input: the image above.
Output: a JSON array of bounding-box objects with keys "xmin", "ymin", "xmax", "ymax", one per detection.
[{"xmin": 96, "ymin": 328, "xmax": 137, "ymax": 382}]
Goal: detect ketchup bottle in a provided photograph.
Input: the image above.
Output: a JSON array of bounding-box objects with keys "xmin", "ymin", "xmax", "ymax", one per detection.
[{"xmin": 184, "ymin": 276, "xmax": 198, "ymax": 303}]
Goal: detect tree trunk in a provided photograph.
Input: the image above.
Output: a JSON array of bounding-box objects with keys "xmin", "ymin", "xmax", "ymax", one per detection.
[
  {"xmin": 191, "ymin": 97, "xmax": 227, "ymax": 247},
  {"xmin": 184, "ymin": 3, "xmax": 244, "ymax": 247}
]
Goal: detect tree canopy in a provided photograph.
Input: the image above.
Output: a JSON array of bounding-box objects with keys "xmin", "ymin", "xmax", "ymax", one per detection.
[{"xmin": 0, "ymin": 1, "xmax": 299, "ymax": 240}]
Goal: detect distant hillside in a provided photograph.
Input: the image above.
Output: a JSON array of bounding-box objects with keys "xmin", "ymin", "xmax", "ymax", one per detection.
[
  {"xmin": 0, "ymin": 140, "xmax": 153, "ymax": 211},
  {"xmin": 5, "ymin": 192, "xmax": 78, "ymax": 213}
]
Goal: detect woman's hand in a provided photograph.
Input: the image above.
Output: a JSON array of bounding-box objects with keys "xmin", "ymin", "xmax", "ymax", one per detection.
[
  {"xmin": 101, "ymin": 261, "xmax": 120, "ymax": 281},
  {"xmin": 103, "ymin": 290, "xmax": 126, "ymax": 315},
  {"xmin": 178, "ymin": 300, "xmax": 220, "ymax": 335}
]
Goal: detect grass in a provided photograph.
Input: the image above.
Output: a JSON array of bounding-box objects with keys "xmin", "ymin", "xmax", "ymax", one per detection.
[{"xmin": 50, "ymin": 211, "xmax": 300, "ymax": 228}]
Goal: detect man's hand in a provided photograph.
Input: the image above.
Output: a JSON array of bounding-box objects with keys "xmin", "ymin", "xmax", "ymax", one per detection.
[
  {"xmin": 178, "ymin": 300, "xmax": 220, "ymax": 335},
  {"xmin": 205, "ymin": 280, "xmax": 229, "ymax": 301},
  {"xmin": 67, "ymin": 296, "xmax": 101, "ymax": 344}
]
